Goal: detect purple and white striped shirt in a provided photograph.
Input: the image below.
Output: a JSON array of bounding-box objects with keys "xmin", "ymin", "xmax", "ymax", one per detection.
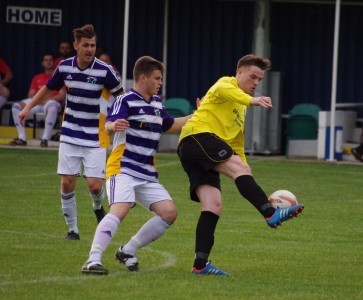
[
  {"xmin": 106, "ymin": 89, "xmax": 174, "ymax": 182},
  {"xmin": 47, "ymin": 56, "xmax": 123, "ymax": 148}
]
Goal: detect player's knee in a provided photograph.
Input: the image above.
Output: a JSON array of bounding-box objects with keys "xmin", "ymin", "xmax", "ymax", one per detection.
[
  {"xmin": 89, "ymin": 186, "xmax": 102, "ymax": 195},
  {"xmin": 110, "ymin": 203, "xmax": 130, "ymax": 220},
  {"xmin": 46, "ymin": 106, "xmax": 57, "ymax": 114},
  {"xmin": 61, "ymin": 176, "xmax": 76, "ymax": 193},
  {"xmin": 44, "ymin": 101, "xmax": 59, "ymax": 113},
  {"xmin": 86, "ymin": 178, "xmax": 103, "ymax": 195},
  {"xmin": 225, "ymin": 156, "xmax": 252, "ymax": 177},
  {"xmin": 155, "ymin": 202, "xmax": 178, "ymax": 224},
  {"xmin": 239, "ymin": 162, "xmax": 251, "ymax": 175},
  {"xmin": 199, "ymin": 193, "xmax": 222, "ymax": 216},
  {"xmin": 12, "ymin": 102, "xmax": 23, "ymax": 112},
  {"xmin": 208, "ymin": 201, "xmax": 222, "ymax": 216},
  {"xmin": 12, "ymin": 103, "xmax": 20, "ymax": 109},
  {"xmin": 164, "ymin": 206, "xmax": 178, "ymax": 224},
  {"xmin": 167, "ymin": 206, "xmax": 178, "ymax": 223}
]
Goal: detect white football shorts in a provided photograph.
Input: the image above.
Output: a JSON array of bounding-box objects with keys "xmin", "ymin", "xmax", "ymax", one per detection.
[
  {"xmin": 106, "ymin": 173, "xmax": 172, "ymax": 210},
  {"xmin": 57, "ymin": 143, "xmax": 106, "ymax": 179}
]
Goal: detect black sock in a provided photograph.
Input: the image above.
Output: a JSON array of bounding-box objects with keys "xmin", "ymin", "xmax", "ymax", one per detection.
[
  {"xmin": 235, "ymin": 175, "xmax": 275, "ymax": 218},
  {"xmin": 194, "ymin": 253, "xmax": 209, "ymax": 270},
  {"xmin": 194, "ymin": 211, "xmax": 219, "ymax": 269}
]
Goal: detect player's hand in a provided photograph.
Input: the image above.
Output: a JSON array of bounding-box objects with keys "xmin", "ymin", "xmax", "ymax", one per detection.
[
  {"xmin": 18, "ymin": 108, "xmax": 30, "ymax": 126},
  {"xmin": 250, "ymin": 96, "xmax": 272, "ymax": 108},
  {"xmin": 113, "ymin": 119, "xmax": 130, "ymax": 132},
  {"xmin": 196, "ymin": 97, "xmax": 204, "ymax": 108}
]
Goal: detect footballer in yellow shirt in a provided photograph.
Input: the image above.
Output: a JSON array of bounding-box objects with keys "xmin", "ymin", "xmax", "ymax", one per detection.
[
  {"xmin": 179, "ymin": 76, "xmax": 252, "ymax": 162},
  {"xmin": 178, "ymin": 54, "xmax": 304, "ymax": 275}
]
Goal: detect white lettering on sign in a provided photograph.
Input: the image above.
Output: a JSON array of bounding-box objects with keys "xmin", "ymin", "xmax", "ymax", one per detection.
[{"xmin": 6, "ymin": 6, "xmax": 62, "ymax": 26}]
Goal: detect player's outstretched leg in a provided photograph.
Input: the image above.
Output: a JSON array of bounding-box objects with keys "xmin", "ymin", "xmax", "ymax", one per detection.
[
  {"xmin": 266, "ymin": 204, "xmax": 304, "ymax": 228},
  {"xmin": 192, "ymin": 261, "xmax": 229, "ymax": 275},
  {"xmin": 81, "ymin": 261, "xmax": 108, "ymax": 275},
  {"xmin": 115, "ymin": 246, "xmax": 139, "ymax": 272}
]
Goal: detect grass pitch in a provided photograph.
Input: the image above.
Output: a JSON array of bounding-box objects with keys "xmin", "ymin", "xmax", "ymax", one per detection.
[{"xmin": 0, "ymin": 148, "xmax": 362, "ymax": 299}]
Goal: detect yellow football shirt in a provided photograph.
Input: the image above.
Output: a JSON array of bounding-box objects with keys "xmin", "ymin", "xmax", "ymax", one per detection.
[{"xmin": 179, "ymin": 76, "xmax": 252, "ymax": 162}]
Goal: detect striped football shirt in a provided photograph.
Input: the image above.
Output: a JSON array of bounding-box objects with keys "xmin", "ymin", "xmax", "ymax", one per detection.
[
  {"xmin": 46, "ymin": 56, "xmax": 123, "ymax": 148},
  {"xmin": 106, "ymin": 89, "xmax": 174, "ymax": 182}
]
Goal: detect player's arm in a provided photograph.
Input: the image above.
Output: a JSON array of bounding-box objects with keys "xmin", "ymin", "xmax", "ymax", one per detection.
[
  {"xmin": 196, "ymin": 97, "xmax": 203, "ymax": 109},
  {"xmin": 105, "ymin": 119, "xmax": 130, "ymax": 135},
  {"xmin": 108, "ymin": 69, "xmax": 124, "ymax": 98},
  {"xmin": 215, "ymin": 82, "xmax": 252, "ymax": 106},
  {"xmin": 217, "ymin": 82, "xmax": 272, "ymax": 108},
  {"xmin": 19, "ymin": 86, "xmax": 54, "ymax": 126},
  {"xmin": 166, "ymin": 114, "xmax": 193, "ymax": 134},
  {"xmin": 250, "ymin": 96, "xmax": 272, "ymax": 108},
  {"xmin": 47, "ymin": 86, "xmax": 66, "ymax": 103},
  {"xmin": 27, "ymin": 88, "xmax": 37, "ymax": 99}
]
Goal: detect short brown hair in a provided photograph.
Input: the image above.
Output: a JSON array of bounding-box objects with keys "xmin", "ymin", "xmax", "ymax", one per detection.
[
  {"xmin": 237, "ymin": 54, "xmax": 271, "ymax": 71},
  {"xmin": 133, "ymin": 56, "xmax": 164, "ymax": 81},
  {"xmin": 72, "ymin": 24, "xmax": 96, "ymax": 42}
]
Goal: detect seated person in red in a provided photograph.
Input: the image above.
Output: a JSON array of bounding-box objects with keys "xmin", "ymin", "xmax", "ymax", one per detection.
[
  {"xmin": 0, "ymin": 56, "xmax": 14, "ymax": 109},
  {"xmin": 10, "ymin": 53, "xmax": 65, "ymax": 147}
]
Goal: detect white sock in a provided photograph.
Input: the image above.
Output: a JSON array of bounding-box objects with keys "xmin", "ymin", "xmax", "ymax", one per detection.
[
  {"xmin": 61, "ymin": 191, "xmax": 78, "ymax": 233},
  {"xmin": 42, "ymin": 105, "xmax": 58, "ymax": 140},
  {"xmin": 88, "ymin": 214, "xmax": 120, "ymax": 263},
  {"xmin": 12, "ymin": 103, "xmax": 26, "ymax": 141},
  {"xmin": 122, "ymin": 216, "xmax": 171, "ymax": 256},
  {"xmin": 90, "ymin": 187, "xmax": 105, "ymax": 210}
]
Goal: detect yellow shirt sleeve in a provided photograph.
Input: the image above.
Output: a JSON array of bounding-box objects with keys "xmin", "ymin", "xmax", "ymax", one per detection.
[{"xmin": 208, "ymin": 79, "xmax": 252, "ymax": 106}]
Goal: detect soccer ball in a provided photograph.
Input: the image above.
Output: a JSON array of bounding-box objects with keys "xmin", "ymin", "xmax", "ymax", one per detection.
[{"xmin": 268, "ymin": 190, "xmax": 298, "ymax": 209}]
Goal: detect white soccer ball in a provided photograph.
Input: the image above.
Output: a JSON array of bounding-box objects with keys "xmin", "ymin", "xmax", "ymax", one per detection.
[{"xmin": 268, "ymin": 190, "xmax": 298, "ymax": 209}]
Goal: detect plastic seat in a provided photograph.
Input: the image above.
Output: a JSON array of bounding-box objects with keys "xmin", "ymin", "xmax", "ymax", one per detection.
[
  {"xmin": 163, "ymin": 98, "xmax": 193, "ymax": 117},
  {"xmin": 287, "ymin": 103, "xmax": 321, "ymax": 140},
  {"xmin": 286, "ymin": 103, "xmax": 320, "ymax": 157}
]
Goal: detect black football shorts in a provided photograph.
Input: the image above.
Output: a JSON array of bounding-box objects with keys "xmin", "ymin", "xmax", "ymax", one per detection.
[{"xmin": 177, "ymin": 133, "xmax": 233, "ymax": 202}]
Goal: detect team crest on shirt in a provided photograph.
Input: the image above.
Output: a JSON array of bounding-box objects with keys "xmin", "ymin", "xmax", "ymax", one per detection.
[
  {"xmin": 154, "ymin": 108, "xmax": 161, "ymax": 116},
  {"xmin": 87, "ymin": 76, "xmax": 97, "ymax": 84}
]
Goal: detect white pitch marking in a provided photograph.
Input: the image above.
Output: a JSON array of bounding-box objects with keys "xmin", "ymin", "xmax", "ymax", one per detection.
[{"xmin": 0, "ymin": 229, "xmax": 177, "ymax": 286}]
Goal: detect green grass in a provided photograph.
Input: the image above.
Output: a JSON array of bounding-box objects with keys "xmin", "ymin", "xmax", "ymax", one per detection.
[{"xmin": 0, "ymin": 148, "xmax": 362, "ymax": 299}]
